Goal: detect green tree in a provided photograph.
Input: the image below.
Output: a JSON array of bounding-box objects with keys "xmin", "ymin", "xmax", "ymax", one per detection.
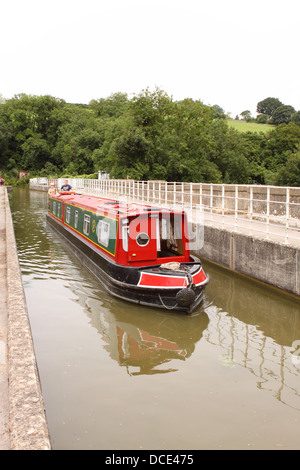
[
  {"xmin": 276, "ymin": 146, "xmax": 300, "ymax": 186},
  {"xmin": 111, "ymin": 128, "xmax": 152, "ymax": 179},
  {"xmin": 2, "ymin": 88, "xmax": 300, "ymax": 186},
  {"xmin": 263, "ymin": 123, "xmax": 300, "ymax": 171},
  {"xmin": 271, "ymin": 105, "xmax": 295, "ymax": 125},
  {"xmin": 212, "ymin": 104, "xmax": 226, "ymax": 119},
  {"xmin": 208, "ymin": 120, "xmax": 250, "ymax": 183},
  {"xmin": 21, "ymin": 134, "xmax": 51, "ymax": 170},
  {"xmin": 257, "ymin": 97, "xmax": 283, "ymax": 119},
  {"xmin": 256, "ymin": 114, "xmax": 269, "ymax": 124},
  {"xmin": 89, "ymin": 92, "xmax": 129, "ymax": 118},
  {"xmin": 240, "ymin": 110, "xmax": 251, "ymax": 121},
  {"xmin": 161, "ymin": 98, "xmax": 219, "ymax": 182},
  {"xmin": 0, "ymin": 109, "xmax": 12, "ymax": 168},
  {"xmin": 130, "ymin": 87, "xmax": 173, "ymax": 135},
  {"xmin": 291, "ymin": 111, "xmax": 300, "ymax": 125},
  {"xmin": 0, "ymin": 94, "xmax": 66, "ymax": 173},
  {"xmin": 240, "ymin": 131, "xmax": 268, "ymax": 183}
]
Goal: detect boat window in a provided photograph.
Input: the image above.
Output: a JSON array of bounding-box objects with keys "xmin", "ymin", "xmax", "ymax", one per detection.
[
  {"xmin": 83, "ymin": 214, "xmax": 90, "ymax": 236},
  {"xmin": 155, "ymin": 216, "xmax": 160, "ymax": 252},
  {"xmin": 53, "ymin": 201, "xmax": 56, "ymax": 216},
  {"xmin": 66, "ymin": 207, "xmax": 71, "ymax": 224},
  {"xmin": 75, "ymin": 210, "xmax": 79, "ymax": 229},
  {"xmin": 122, "ymin": 225, "xmax": 129, "ymax": 252},
  {"xmin": 136, "ymin": 232, "xmax": 150, "ymax": 247},
  {"xmin": 161, "ymin": 217, "xmax": 169, "ymax": 239},
  {"xmin": 98, "ymin": 220, "xmax": 110, "ymax": 247}
]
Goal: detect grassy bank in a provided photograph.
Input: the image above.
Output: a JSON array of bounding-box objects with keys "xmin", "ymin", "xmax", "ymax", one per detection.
[{"xmin": 228, "ymin": 120, "xmax": 274, "ymax": 133}]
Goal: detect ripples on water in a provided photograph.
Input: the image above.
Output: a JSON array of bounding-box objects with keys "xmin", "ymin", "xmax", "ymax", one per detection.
[
  {"xmin": 13, "ymin": 200, "xmax": 73, "ymax": 282},
  {"xmin": 10, "ymin": 188, "xmax": 300, "ymax": 450}
]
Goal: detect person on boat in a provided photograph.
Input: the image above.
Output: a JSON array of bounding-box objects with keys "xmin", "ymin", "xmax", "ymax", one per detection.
[
  {"xmin": 60, "ymin": 180, "xmax": 73, "ymax": 191},
  {"xmin": 48, "ymin": 184, "xmax": 57, "ymax": 196},
  {"xmin": 0, "ymin": 177, "xmax": 4, "ymax": 186}
]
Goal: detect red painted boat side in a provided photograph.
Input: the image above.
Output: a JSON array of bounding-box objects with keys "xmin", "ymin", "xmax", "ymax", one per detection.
[
  {"xmin": 138, "ymin": 267, "xmax": 208, "ymax": 289},
  {"xmin": 138, "ymin": 272, "xmax": 188, "ymax": 288},
  {"xmin": 191, "ymin": 268, "xmax": 208, "ymax": 286}
]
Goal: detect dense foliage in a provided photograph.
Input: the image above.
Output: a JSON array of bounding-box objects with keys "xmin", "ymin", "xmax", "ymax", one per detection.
[
  {"xmin": 256, "ymin": 97, "xmax": 300, "ymax": 126},
  {"xmin": 0, "ymin": 90, "xmax": 300, "ymax": 186}
]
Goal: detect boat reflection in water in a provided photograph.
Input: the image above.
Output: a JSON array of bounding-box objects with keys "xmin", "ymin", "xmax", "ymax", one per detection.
[
  {"xmin": 75, "ymin": 286, "xmax": 210, "ymax": 376},
  {"xmin": 106, "ymin": 310, "xmax": 209, "ymax": 376},
  {"xmin": 72, "ymin": 260, "xmax": 300, "ymax": 410}
]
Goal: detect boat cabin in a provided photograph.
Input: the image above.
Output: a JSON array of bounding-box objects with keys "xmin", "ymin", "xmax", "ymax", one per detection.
[{"xmin": 48, "ymin": 194, "xmax": 191, "ymax": 267}]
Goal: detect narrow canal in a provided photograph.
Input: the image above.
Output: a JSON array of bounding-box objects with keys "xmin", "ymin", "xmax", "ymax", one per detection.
[{"xmin": 9, "ymin": 188, "xmax": 300, "ymax": 450}]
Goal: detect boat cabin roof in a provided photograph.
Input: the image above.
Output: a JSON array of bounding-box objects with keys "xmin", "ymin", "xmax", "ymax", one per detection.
[{"xmin": 53, "ymin": 193, "xmax": 185, "ymax": 219}]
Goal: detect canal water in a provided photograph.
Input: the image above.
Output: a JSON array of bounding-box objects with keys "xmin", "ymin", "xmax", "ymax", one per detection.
[{"xmin": 9, "ymin": 188, "xmax": 300, "ymax": 450}]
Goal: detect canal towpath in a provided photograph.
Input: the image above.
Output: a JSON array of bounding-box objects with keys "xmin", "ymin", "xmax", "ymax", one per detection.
[{"xmin": 0, "ymin": 186, "xmax": 51, "ymax": 450}]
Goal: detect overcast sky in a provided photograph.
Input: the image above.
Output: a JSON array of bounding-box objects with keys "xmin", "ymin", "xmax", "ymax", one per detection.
[{"xmin": 1, "ymin": 0, "xmax": 299, "ymax": 117}]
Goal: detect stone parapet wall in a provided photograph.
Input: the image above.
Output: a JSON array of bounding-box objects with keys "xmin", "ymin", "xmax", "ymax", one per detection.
[{"xmin": 195, "ymin": 224, "xmax": 300, "ymax": 297}]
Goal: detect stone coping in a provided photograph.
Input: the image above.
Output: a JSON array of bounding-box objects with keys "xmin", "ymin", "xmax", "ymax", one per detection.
[{"xmin": 4, "ymin": 188, "xmax": 51, "ymax": 450}]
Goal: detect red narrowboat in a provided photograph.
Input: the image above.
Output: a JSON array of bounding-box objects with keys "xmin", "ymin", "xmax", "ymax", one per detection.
[{"xmin": 47, "ymin": 192, "xmax": 209, "ymax": 314}]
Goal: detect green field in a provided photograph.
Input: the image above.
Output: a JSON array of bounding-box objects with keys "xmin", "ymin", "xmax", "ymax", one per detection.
[{"xmin": 227, "ymin": 120, "xmax": 274, "ymax": 134}]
